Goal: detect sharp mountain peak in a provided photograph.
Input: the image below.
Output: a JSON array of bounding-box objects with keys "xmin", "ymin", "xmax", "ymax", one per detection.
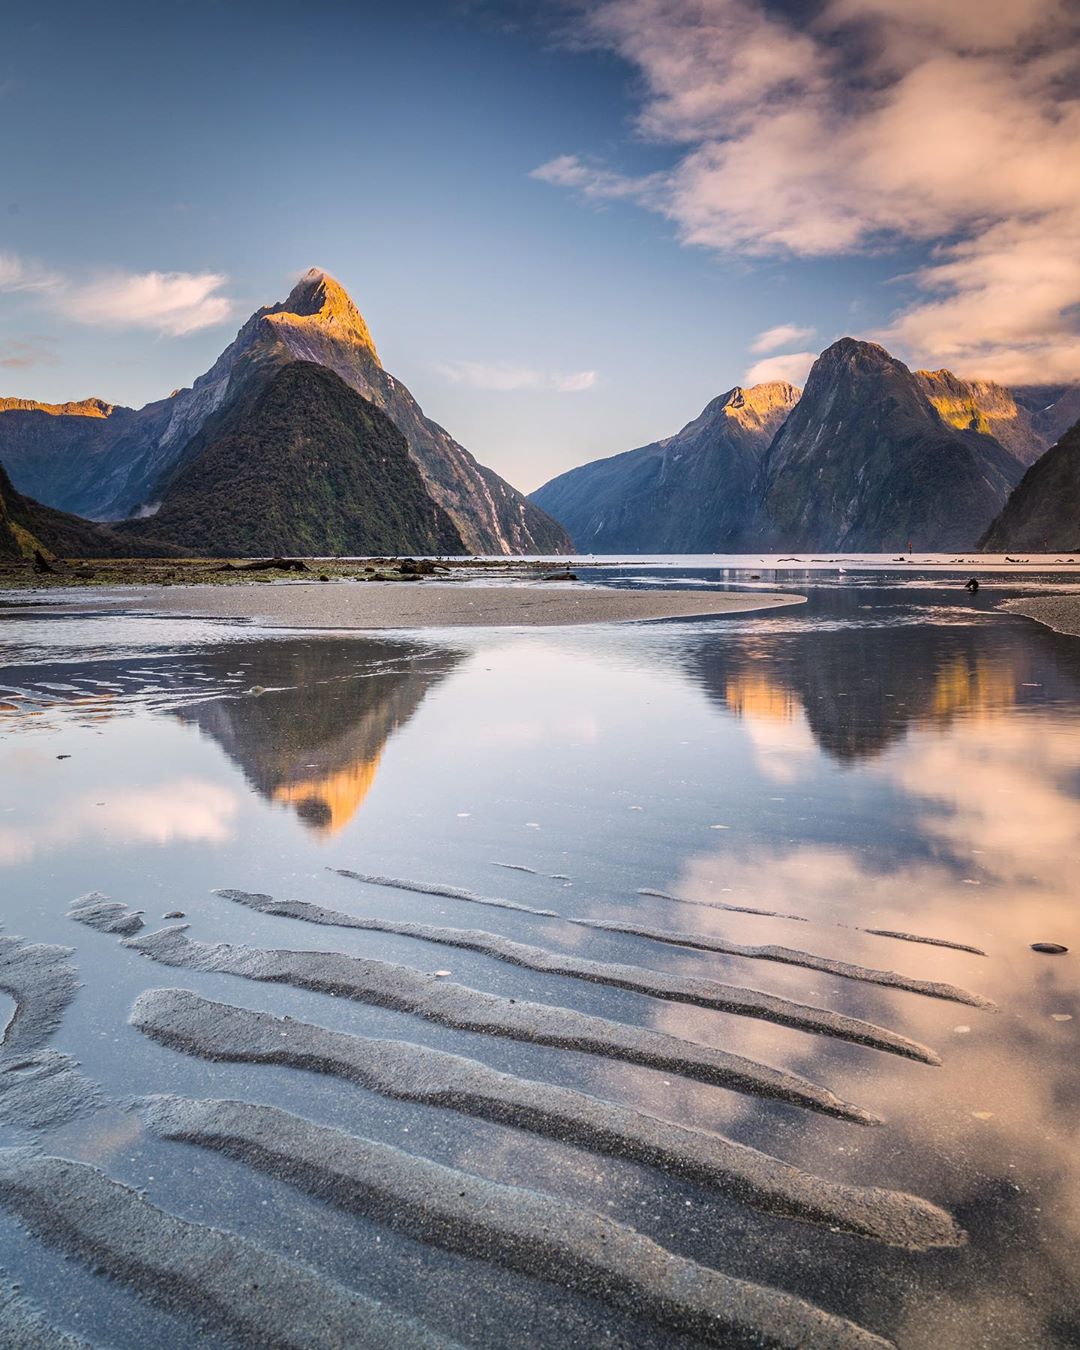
[{"xmin": 260, "ymin": 267, "xmax": 380, "ymax": 362}]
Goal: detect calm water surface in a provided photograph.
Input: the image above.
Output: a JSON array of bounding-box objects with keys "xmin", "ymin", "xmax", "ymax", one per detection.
[{"xmin": 0, "ymin": 567, "xmax": 1078, "ymax": 1348}]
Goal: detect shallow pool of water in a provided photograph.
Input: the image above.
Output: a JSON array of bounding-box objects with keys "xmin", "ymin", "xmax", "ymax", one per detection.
[{"xmin": 0, "ymin": 568, "xmax": 1077, "ymax": 1348}]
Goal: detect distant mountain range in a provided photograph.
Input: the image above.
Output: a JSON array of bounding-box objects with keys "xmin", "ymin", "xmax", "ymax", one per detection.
[
  {"xmin": 533, "ymin": 338, "xmax": 1079, "ymax": 552},
  {"xmin": 0, "ymin": 269, "xmax": 570, "ymax": 556},
  {"xmin": 4, "ymin": 278, "xmax": 1078, "ymax": 558}
]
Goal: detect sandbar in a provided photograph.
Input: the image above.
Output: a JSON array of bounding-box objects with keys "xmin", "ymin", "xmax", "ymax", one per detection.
[{"xmin": 117, "ymin": 582, "xmax": 806, "ymax": 629}]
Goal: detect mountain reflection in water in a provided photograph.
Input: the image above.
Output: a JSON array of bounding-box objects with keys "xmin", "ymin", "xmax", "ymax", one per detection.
[
  {"xmin": 172, "ymin": 641, "xmax": 461, "ymax": 835},
  {"xmin": 684, "ymin": 581, "xmax": 1080, "ymax": 761}
]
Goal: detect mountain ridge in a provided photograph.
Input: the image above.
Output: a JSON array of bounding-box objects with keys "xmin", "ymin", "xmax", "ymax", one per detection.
[{"xmin": 533, "ymin": 337, "xmax": 1056, "ymax": 552}]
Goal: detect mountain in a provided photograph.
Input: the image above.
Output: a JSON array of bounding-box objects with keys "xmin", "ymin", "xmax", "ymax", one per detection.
[
  {"xmin": 756, "ymin": 339, "xmax": 1026, "ymax": 550},
  {"xmin": 981, "ymin": 417, "xmax": 1080, "ymax": 551},
  {"xmin": 530, "ymin": 382, "xmax": 799, "ymax": 552},
  {"xmin": 913, "ymin": 370, "xmax": 1047, "ymax": 466},
  {"xmin": 124, "ymin": 361, "xmax": 465, "ymax": 557},
  {"xmin": 1012, "ymin": 384, "xmax": 1080, "ymax": 447},
  {"xmin": 0, "ymin": 463, "xmax": 182, "ymax": 560},
  {"xmin": 0, "ymin": 269, "xmax": 570, "ymax": 554}
]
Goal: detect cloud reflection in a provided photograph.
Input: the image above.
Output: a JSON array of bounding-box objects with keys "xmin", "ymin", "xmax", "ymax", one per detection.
[{"xmin": 0, "ymin": 779, "xmax": 238, "ymax": 865}]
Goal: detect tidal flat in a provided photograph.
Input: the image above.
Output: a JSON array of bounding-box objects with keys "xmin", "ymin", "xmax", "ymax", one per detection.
[{"xmin": 0, "ymin": 563, "xmax": 1078, "ymax": 1348}]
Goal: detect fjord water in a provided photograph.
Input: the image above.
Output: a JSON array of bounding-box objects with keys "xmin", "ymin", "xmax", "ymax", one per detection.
[{"xmin": 0, "ymin": 568, "xmax": 1078, "ymax": 1348}]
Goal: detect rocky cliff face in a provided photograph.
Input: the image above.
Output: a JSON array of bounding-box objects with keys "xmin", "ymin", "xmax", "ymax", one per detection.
[
  {"xmin": 756, "ymin": 339, "xmax": 1024, "ymax": 550},
  {"xmin": 0, "ymin": 269, "xmax": 570, "ymax": 554},
  {"xmin": 981, "ymin": 417, "xmax": 1080, "ymax": 550},
  {"xmin": 530, "ymin": 382, "xmax": 799, "ymax": 552},
  {"xmin": 247, "ymin": 271, "xmax": 570, "ymax": 553}
]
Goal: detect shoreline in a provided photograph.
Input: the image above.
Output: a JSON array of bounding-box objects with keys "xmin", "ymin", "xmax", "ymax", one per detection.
[
  {"xmin": 68, "ymin": 581, "xmax": 807, "ymax": 630},
  {"xmin": 1001, "ymin": 595, "xmax": 1080, "ymax": 638}
]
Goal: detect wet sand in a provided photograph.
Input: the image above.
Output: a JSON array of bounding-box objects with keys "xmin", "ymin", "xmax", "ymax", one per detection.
[
  {"xmin": 1003, "ymin": 595, "xmax": 1080, "ymax": 637},
  {"xmin": 117, "ymin": 581, "xmax": 806, "ymax": 629}
]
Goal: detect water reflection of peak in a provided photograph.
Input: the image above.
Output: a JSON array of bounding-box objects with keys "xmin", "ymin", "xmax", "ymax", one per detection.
[
  {"xmin": 174, "ymin": 640, "xmax": 459, "ymax": 835},
  {"xmin": 690, "ymin": 588, "xmax": 1080, "ymax": 763}
]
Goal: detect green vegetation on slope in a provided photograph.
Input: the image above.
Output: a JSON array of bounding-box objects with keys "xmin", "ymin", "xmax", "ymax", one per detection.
[
  {"xmin": 0, "ymin": 462, "xmax": 184, "ymax": 559},
  {"xmin": 126, "ymin": 361, "xmax": 466, "ymax": 557}
]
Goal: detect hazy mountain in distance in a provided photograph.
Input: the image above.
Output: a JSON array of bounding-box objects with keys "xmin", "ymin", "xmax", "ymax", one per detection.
[
  {"xmin": 1011, "ymin": 383, "xmax": 1080, "ymax": 447},
  {"xmin": 530, "ymin": 382, "xmax": 800, "ymax": 552},
  {"xmin": 0, "ymin": 462, "xmax": 183, "ymax": 560}
]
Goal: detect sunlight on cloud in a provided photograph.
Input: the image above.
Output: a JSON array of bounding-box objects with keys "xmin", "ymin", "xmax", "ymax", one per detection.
[
  {"xmin": 750, "ymin": 323, "xmax": 816, "ymax": 354},
  {"xmin": 436, "ymin": 359, "xmax": 597, "ymax": 393},
  {"xmin": 539, "ymin": 0, "xmax": 1080, "ymax": 382},
  {"xmin": 0, "ymin": 339, "xmax": 58, "ymax": 370},
  {"xmin": 743, "ymin": 350, "xmax": 817, "ymax": 387},
  {"xmin": 61, "ymin": 270, "xmax": 233, "ymax": 335},
  {"xmin": 0, "ymin": 251, "xmax": 62, "ymax": 294}
]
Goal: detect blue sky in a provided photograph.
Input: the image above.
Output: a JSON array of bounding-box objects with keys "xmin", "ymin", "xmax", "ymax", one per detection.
[{"xmin": 2, "ymin": 0, "xmax": 1077, "ymax": 491}]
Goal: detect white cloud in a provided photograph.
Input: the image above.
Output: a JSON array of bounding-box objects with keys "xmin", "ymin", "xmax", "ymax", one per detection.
[
  {"xmin": 0, "ymin": 250, "xmax": 232, "ymax": 335},
  {"xmin": 60, "ymin": 270, "xmax": 233, "ymax": 336},
  {"xmin": 743, "ymin": 351, "xmax": 817, "ymax": 387},
  {"xmin": 436, "ymin": 360, "xmax": 597, "ymax": 393},
  {"xmin": 750, "ymin": 323, "xmax": 816, "ymax": 354},
  {"xmin": 539, "ymin": 0, "xmax": 1080, "ymax": 383}
]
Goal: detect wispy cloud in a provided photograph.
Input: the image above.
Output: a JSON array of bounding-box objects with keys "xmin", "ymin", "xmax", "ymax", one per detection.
[
  {"xmin": 0, "ymin": 337, "xmax": 58, "ymax": 369},
  {"xmin": 0, "ymin": 251, "xmax": 62, "ymax": 294},
  {"xmin": 0, "ymin": 250, "xmax": 233, "ymax": 335},
  {"xmin": 60, "ymin": 270, "xmax": 233, "ymax": 336},
  {"xmin": 750, "ymin": 323, "xmax": 816, "ymax": 355},
  {"xmin": 537, "ymin": 0, "xmax": 1080, "ymax": 383},
  {"xmin": 743, "ymin": 351, "xmax": 817, "ymax": 388},
  {"xmin": 436, "ymin": 360, "xmax": 597, "ymax": 393}
]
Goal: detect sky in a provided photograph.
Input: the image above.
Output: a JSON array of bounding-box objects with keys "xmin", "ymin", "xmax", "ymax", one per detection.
[{"xmin": 1, "ymin": 0, "xmax": 1078, "ymax": 491}]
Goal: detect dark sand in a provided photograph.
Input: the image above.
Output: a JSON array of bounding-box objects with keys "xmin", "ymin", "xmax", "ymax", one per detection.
[
  {"xmin": 1003, "ymin": 594, "xmax": 1080, "ymax": 637},
  {"xmin": 117, "ymin": 581, "xmax": 806, "ymax": 629}
]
